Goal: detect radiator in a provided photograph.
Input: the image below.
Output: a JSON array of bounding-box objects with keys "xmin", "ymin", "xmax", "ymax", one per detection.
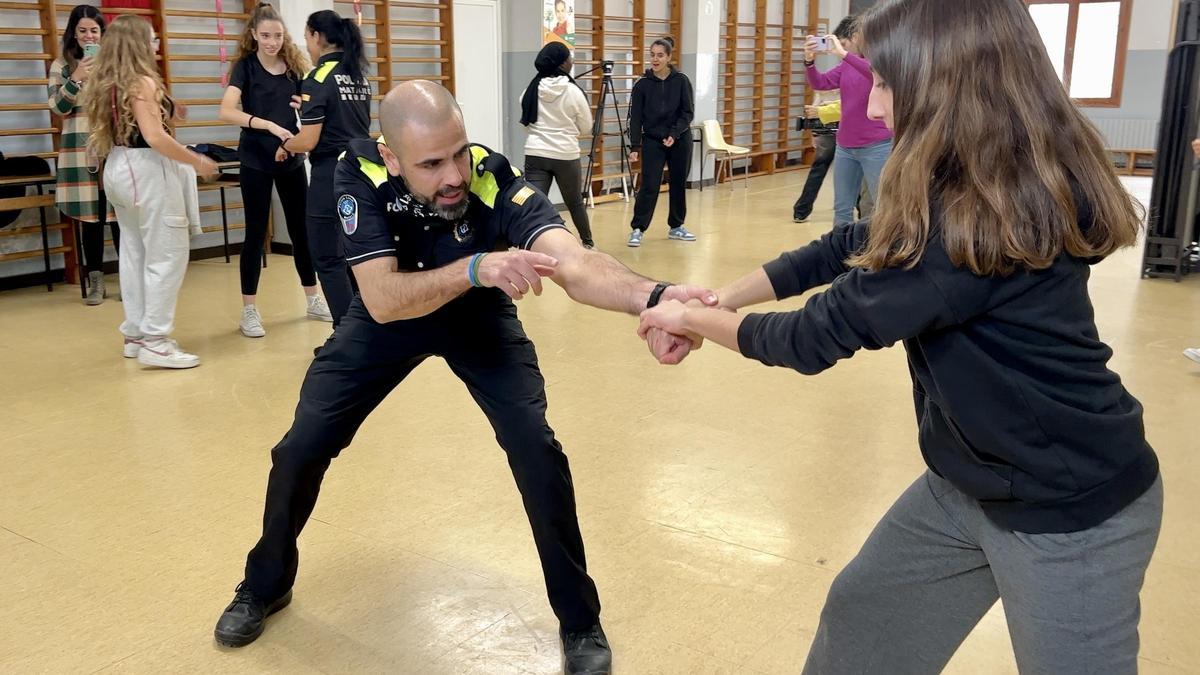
[{"xmin": 1089, "ymin": 117, "xmax": 1159, "ymax": 149}]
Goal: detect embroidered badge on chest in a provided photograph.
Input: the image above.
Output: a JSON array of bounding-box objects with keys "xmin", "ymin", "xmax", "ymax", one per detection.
[
  {"xmin": 337, "ymin": 195, "xmax": 358, "ymax": 235},
  {"xmin": 452, "ymin": 220, "xmax": 474, "ymax": 244}
]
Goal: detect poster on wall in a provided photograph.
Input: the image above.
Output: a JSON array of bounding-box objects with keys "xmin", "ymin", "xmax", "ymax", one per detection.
[{"xmin": 543, "ymin": 0, "xmax": 575, "ymax": 47}]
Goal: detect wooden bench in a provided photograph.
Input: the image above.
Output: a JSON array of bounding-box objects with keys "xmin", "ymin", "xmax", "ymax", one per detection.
[{"xmin": 1109, "ymin": 148, "xmax": 1156, "ymax": 176}]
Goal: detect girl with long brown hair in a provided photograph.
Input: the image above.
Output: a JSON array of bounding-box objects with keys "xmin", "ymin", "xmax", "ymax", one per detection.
[
  {"xmin": 219, "ymin": 2, "xmax": 330, "ymax": 338},
  {"xmin": 84, "ymin": 15, "xmax": 217, "ymax": 369},
  {"xmin": 639, "ymin": 0, "xmax": 1159, "ymax": 671}
]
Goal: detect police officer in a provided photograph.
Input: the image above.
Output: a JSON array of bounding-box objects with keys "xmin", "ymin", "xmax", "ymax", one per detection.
[
  {"xmin": 279, "ymin": 9, "xmax": 371, "ymax": 327},
  {"xmin": 214, "ymin": 81, "xmax": 715, "ymax": 674}
]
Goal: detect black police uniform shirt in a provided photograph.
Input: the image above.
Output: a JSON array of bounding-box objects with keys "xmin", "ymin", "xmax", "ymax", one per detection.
[
  {"xmin": 332, "ymin": 139, "xmax": 567, "ymax": 273},
  {"xmin": 300, "ymin": 52, "xmax": 372, "ymax": 162},
  {"xmin": 229, "ymin": 55, "xmax": 303, "ymax": 172}
]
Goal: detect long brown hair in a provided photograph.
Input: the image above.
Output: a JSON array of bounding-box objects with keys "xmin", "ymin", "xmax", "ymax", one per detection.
[
  {"xmin": 61, "ymin": 4, "xmax": 106, "ymax": 70},
  {"xmin": 233, "ymin": 2, "xmax": 311, "ymax": 80},
  {"xmin": 852, "ymin": 0, "xmax": 1143, "ymax": 276},
  {"xmin": 82, "ymin": 16, "xmax": 169, "ymax": 159}
]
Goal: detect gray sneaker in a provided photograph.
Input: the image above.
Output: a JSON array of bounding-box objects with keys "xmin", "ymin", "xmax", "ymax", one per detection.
[
  {"xmin": 627, "ymin": 229, "xmax": 644, "ymax": 247},
  {"xmin": 84, "ymin": 271, "xmax": 106, "ymax": 306},
  {"xmin": 1185, "ymin": 348, "xmax": 1200, "ymax": 365},
  {"xmin": 668, "ymin": 226, "xmax": 697, "ymax": 241}
]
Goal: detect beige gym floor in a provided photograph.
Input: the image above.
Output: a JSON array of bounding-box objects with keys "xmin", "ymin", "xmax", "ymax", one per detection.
[{"xmin": 1, "ymin": 174, "xmax": 1196, "ymax": 673}]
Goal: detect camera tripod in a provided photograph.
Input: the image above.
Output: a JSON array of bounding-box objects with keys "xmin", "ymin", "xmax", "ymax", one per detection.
[{"xmin": 578, "ymin": 60, "xmax": 632, "ymax": 207}]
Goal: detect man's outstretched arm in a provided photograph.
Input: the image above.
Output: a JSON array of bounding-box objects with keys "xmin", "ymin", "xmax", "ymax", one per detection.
[{"xmin": 530, "ymin": 228, "xmax": 715, "ymax": 314}]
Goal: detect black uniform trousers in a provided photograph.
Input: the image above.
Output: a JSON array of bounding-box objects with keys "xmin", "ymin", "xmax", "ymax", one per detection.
[
  {"xmin": 792, "ymin": 133, "xmax": 836, "ymax": 221},
  {"xmin": 306, "ymin": 157, "xmax": 355, "ymax": 326},
  {"xmin": 630, "ymin": 131, "xmax": 691, "ymax": 232},
  {"xmin": 242, "ymin": 290, "xmax": 603, "ymax": 631}
]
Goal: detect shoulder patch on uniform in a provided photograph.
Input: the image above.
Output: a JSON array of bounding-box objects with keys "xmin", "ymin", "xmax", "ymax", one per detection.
[
  {"xmin": 337, "ymin": 195, "xmax": 358, "ymax": 235},
  {"xmin": 512, "ymin": 186, "xmax": 535, "ymax": 206}
]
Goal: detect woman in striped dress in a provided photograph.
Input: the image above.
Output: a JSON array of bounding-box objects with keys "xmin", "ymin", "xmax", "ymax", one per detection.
[{"xmin": 48, "ymin": 5, "xmax": 118, "ymax": 305}]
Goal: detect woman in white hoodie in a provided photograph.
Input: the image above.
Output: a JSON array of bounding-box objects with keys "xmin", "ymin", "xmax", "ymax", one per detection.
[{"xmin": 520, "ymin": 42, "xmax": 594, "ymax": 248}]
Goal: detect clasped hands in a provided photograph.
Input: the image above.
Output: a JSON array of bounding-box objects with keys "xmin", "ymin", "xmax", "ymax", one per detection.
[
  {"xmin": 639, "ymin": 288, "xmax": 729, "ymax": 366},
  {"xmin": 465, "ymin": 250, "xmax": 720, "ymax": 366}
]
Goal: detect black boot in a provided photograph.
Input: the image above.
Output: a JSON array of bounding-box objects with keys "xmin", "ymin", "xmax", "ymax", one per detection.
[
  {"xmin": 561, "ymin": 624, "xmax": 611, "ymax": 675},
  {"xmin": 214, "ymin": 583, "xmax": 293, "ymax": 647}
]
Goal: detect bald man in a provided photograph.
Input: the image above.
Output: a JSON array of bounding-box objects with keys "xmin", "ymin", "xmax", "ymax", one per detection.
[{"xmin": 214, "ymin": 81, "xmax": 713, "ymax": 673}]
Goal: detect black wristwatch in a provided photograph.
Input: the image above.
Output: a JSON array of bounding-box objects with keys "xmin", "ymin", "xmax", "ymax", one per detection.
[{"xmin": 646, "ymin": 282, "xmax": 673, "ymax": 309}]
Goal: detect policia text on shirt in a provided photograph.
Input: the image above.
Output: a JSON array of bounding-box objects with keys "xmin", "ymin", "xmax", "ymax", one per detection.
[{"xmin": 214, "ymin": 81, "xmax": 716, "ymax": 675}]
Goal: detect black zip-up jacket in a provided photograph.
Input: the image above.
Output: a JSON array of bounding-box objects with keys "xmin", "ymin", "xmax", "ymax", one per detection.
[
  {"xmin": 737, "ymin": 217, "xmax": 1159, "ymax": 534},
  {"xmin": 628, "ymin": 67, "xmax": 694, "ymax": 149}
]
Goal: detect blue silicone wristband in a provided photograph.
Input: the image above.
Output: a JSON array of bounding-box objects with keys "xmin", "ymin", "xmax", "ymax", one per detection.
[{"xmin": 468, "ymin": 253, "xmax": 483, "ymax": 287}]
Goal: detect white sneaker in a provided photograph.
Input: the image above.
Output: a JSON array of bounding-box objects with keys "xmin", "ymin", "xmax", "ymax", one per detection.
[
  {"xmin": 306, "ymin": 295, "xmax": 333, "ymax": 322},
  {"xmin": 1185, "ymin": 348, "xmax": 1200, "ymax": 365},
  {"xmin": 240, "ymin": 304, "xmax": 266, "ymax": 338},
  {"xmin": 123, "ymin": 336, "xmax": 144, "ymax": 358},
  {"xmin": 627, "ymin": 230, "xmax": 644, "ymax": 247},
  {"xmin": 138, "ymin": 338, "xmax": 201, "ymax": 369}
]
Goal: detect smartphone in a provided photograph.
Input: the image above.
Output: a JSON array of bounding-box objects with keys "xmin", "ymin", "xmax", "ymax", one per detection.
[
  {"xmin": 813, "ymin": 36, "xmax": 831, "ymax": 52},
  {"xmin": 83, "ymin": 43, "xmax": 100, "ymax": 58}
]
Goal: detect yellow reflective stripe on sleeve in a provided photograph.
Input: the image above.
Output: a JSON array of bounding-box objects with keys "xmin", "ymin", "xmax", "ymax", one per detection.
[{"xmin": 312, "ymin": 61, "xmax": 338, "ymax": 84}]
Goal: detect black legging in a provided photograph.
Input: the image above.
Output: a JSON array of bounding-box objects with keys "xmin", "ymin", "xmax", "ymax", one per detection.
[
  {"xmin": 82, "ymin": 191, "xmax": 119, "ymax": 274},
  {"xmin": 239, "ymin": 164, "xmax": 317, "ymax": 296},
  {"xmin": 524, "ymin": 155, "xmax": 593, "ymax": 246},
  {"xmin": 630, "ymin": 131, "xmax": 691, "ymax": 232}
]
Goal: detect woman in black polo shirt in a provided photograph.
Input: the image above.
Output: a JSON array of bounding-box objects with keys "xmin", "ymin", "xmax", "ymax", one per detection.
[
  {"xmin": 278, "ymin": 9, "xmax": 371, "ymax": 327},
  {"xmin": 220, "ymin": 2, "xmax": 331, "ymax": 338}
]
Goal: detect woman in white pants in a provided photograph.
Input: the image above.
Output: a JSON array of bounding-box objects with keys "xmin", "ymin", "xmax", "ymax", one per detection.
[{"xmin": 84, "ymin": 16, "xmax": 216, "ymax": 368}]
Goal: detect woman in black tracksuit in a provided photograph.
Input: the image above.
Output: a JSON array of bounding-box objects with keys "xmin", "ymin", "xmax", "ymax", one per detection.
[
  {"xmin": 281, "ymin": 10, "xmax": 371, "ymax": 328},
  {"xmin": 626, "ymin": 36, "xmax": 695, "ymax": 248}
]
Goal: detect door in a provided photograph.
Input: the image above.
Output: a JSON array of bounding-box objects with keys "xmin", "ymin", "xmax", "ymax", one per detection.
[{"xmin": 452, "ymin": 0, "xmax": 503, "ymax": 150}]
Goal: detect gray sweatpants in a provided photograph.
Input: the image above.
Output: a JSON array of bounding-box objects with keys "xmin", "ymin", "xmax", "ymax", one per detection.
[{"xmin": 803, "ymin": 471, "xmax": 1162, "ymax": 675}]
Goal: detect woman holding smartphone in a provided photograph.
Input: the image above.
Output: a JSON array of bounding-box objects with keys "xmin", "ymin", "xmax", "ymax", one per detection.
[
  {"xmin": 84, "ymin": 16, "xmax": 218, "ymax": 369},
  {"xmin": 49, "ymin": 5, "xmax": 117, "ymax": 305},
  {"xmin": 220, "ymin": 2, "xmax": 331, "ymax": 338},
  {"xmin": 804, "ymin": 15, "xmax": 893, "ymax": 228}
]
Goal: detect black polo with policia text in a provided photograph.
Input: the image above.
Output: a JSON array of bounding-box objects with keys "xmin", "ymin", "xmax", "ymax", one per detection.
[
  {"xmin": 300, "ymin": 52, "xmax": 372, "ymax": 162},
  {"xmin": 332, "ymin": 138, "xmax": 568, "ymax": 273}
]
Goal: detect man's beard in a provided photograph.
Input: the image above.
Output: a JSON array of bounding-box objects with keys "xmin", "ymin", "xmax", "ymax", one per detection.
[{"xmin": 414, "ymin": 186, "xmax": 470, "ymax": 221}]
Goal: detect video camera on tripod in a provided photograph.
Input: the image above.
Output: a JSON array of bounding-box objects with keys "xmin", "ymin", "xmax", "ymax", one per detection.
[
  {"xmin": 796, "ymin": 117, "xmax": 838, "ymax": 132},
  {"xmin": 579, "ymin": 59, "xmax": 631, "ymax": 206}
]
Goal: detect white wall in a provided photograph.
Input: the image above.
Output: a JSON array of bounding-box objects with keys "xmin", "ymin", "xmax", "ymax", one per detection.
[{"xmin": 1129, "ymin": 0, "xmax": 1173, "ymax": 50}]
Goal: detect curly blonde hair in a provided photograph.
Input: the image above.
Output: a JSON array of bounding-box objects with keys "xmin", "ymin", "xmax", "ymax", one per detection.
[
  {"xmin": 233, "ymin": 3, "xmax": 311, "ymax": 80},
  {"xmin": 82, "ymin": 16, "xmax": 171, "ymax": 159}
]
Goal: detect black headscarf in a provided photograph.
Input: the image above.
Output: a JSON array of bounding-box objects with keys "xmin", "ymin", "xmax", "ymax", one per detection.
[{"xmin": 520, "ymin": 42, "xmax": 574, "ymax": 127}]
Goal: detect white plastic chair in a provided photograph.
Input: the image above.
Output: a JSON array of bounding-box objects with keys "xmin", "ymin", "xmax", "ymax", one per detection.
[{"xmin": 701, "ymin": 119, "xmax": 750, "ymax": 190}]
